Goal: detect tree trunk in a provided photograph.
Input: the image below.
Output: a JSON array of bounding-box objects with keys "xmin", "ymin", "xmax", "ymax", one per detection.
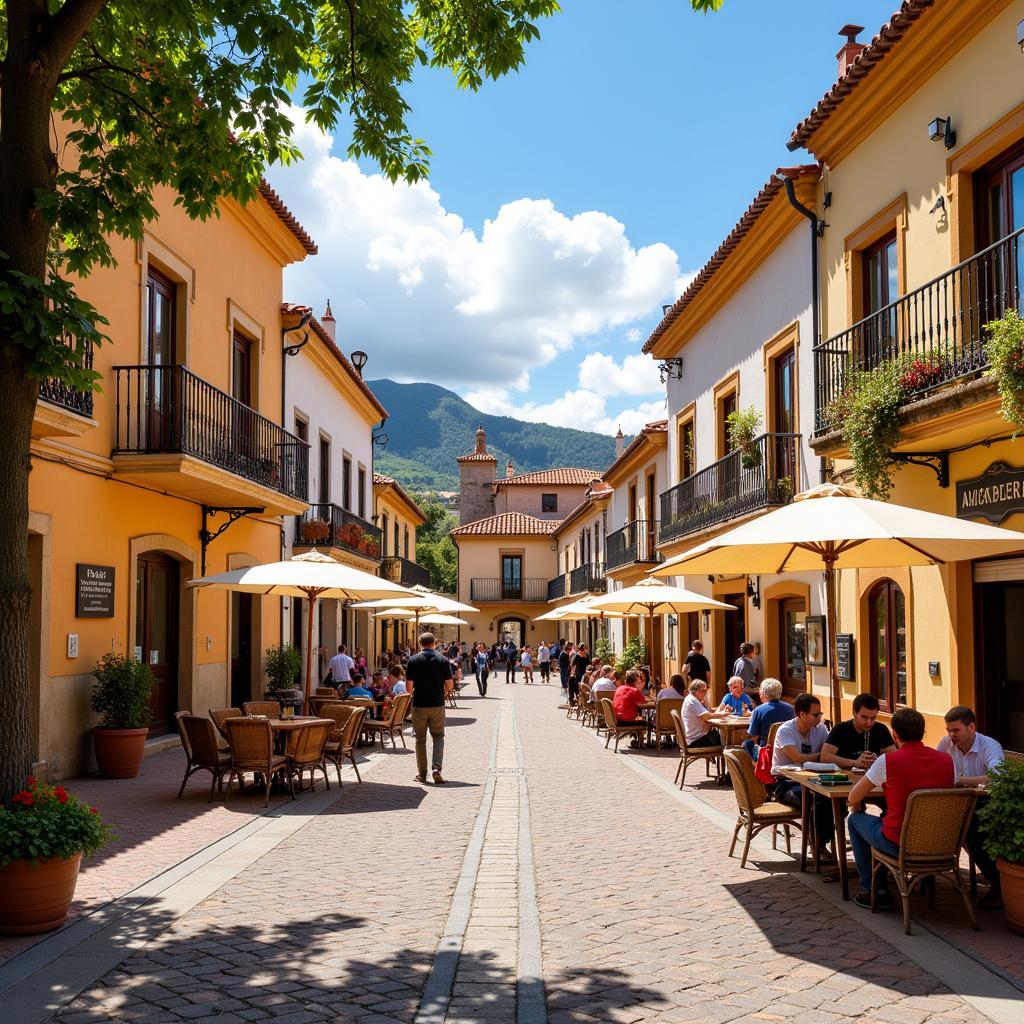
[{"xmin": 0, "ymin": 1, "xmax": 63, "ymax": 802}]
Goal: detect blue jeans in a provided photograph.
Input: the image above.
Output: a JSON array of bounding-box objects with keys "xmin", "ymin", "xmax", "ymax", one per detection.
[
  {"xmin": 848, "ymin": 811, "xmax": 900, "ymax": 892},
  {"xmin": 742, "ymin": 738, "xmax": 759, "ymax": 761}
]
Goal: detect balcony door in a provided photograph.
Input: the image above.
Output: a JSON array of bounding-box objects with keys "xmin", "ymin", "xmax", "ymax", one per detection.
[
  {"xmin": 136, "ymin": 553, "xmax": 179, "ymax": 737},
  {"xmin": 502, "ymin": 555, "xmax": 522, "ymax": 600},
  {"xmin": 645, "ymin": 470, "xmax": 657, "ymax": 560},
  {"xmin": 862, "ymin": 232, "xmax": 899, "ymax": 367},
  {"xmin": 144, "ymin": 269, "xmax": 176, "ymax": 449},
  {"xmin": 978, "ymin": 148, "xmax": 1024, "ymax": 318},
  {"xmin": 719, "ymin": 390, "xmax": 738, "ymax": 501},
  {"xmin": 773, "ymin": 348, "xmax": 796, "ymax": 488},
  {"xmin": 230, "ymin": 332, "xmax": 257, "ymax": 468}
]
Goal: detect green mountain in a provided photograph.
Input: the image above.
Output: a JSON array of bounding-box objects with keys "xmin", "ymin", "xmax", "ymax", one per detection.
[{"xmin": 367, "ymin": 379, "xmax": 619, "ymax": 492}]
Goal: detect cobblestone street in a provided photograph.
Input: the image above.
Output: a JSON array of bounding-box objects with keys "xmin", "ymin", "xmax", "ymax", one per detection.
[{"xmin": 2, "ymin": 684, "xmax": 1021, "ymax": 1024}]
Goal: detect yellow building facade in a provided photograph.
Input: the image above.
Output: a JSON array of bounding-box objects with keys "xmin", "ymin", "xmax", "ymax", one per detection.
[{"xmin": 29, "ymin": 181, "xmax": 316, "ymax": 778}]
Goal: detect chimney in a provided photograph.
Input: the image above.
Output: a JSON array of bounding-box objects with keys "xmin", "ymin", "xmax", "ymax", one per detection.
[
  {"xmin": 836, "ymin": 24, "xmax": 865, "ymax": 79},
  {"xmin": 615, "ymin": 425, "xmax": 625, "ymax": 459},
  {"xmin": 506, "ymin": 459, "xmax": 515, "ymax": 479},
  {"xmin": 475, "ymin": 424, "xmax": 487, "ymax": 455},
  {"xmin": 321, "ymin": 299, "xmax": 336, "ymax": 340}
]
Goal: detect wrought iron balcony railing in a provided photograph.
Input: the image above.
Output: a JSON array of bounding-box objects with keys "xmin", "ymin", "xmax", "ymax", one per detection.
[
  {"xmin": 113, "ymin": 365, "xmax": 308, "ymax": 499},
  {"xmin": 814, "ymin": 225, "xmax": 1024, "ymax": 432},
  {"xmin": 605, "ymin": 520, "xmax": 660, "ymax": 572},
  {"xmin": 569, "ymin": 562, "xmax": 606, "ymax": 595},
  {"xmin": 39, "ymin": 338, "xmax": 94, "ymax": 417},
  {"xmin": 659, "ymin": 433, "xmax": 799, "ymax": 543},
  {"xmin": 382, "ymin": 554, "xmax": 431, "ymax": 588},
  {"xmin": 471, "ymin": 578, "xmax": 549, "ymax": 602},
  {"xmin": 547, "ymin": 574, "xmax": 567, "ymax": 602},
  {"xmin": 297, "ymin": 503, "xmax": 382, "ymax": 561}
]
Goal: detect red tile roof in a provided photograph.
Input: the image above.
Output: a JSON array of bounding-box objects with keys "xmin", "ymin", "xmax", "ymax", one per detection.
[
  {"xmin": 450, "ymin": 512, "xmax": 562, "ymax": 538},
  {"xmin": 602, "ymin": 420, "xmax": 667, "ymax": 479},
  {"xmin": 259, "ymin": 180, "xmax": 317, "ymax": 255},
  {"xmin": 642, "ymin": 167, "xmax": 819, "ymax": 355},
  {"xmin": 373, "ymin": 473, "xmax": 426, "ymax": 524},
  {"xmin": 280, "ymin": 304, "xmax": 388, "ymax": 420},
  {"xmin": 787, "ymin": 2, "xmax": 935, "ymax": 153},
  {"xmin": 495, "ymin": 468, "xmax": 601, "ymax": 487},
  {"xmin": 553, "ymin": 484, "xmax": 613, "ymax": 537},
  {"xmin": 456, "ymin": 450, "xmax": 498, "ymax": 463}
]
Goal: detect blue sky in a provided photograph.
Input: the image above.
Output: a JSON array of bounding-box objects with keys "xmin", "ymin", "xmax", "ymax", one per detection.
[{"xmin": 270, "ymin": 0, "xmax": 899, "ymax": 436}]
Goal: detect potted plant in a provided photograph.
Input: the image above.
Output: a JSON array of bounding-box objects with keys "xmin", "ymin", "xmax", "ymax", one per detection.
[
  {"xmin": 726, "ymin": 406, "xmax": 763, "ymax": 470},
  {"xmin": 0, "ymin": 776, "xmax": 110, "ymax": 934},
  {"xmin": 360, "ymin": 533, "xmax": 380, "ymax": 558},
  {"xmin": 300, "ymin": 518, "xmax": 331, "ymax": 544},
  {"xmin": 264, "ymin": 643, "xmax": 302, "ymax": 693},
  {"xmin": 979, "ymin": 757, "xmax": 1024, "ymax": 934},
  {"xmin": 89, "ymin": 652, "xmax": 154, "ymax": 779},
  {"xmin": 615, "ymin": 636, "xmax": 648, "ymax": 674}
]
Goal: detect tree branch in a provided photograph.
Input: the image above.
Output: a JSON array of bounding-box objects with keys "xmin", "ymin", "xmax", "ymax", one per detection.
[{"xmin": 39, "ymin": 0, "xmax": 111, "ymax": 75}]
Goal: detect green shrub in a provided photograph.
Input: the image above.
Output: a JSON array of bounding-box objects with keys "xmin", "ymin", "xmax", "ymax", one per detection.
[
  {"xmin": 615, "ymin": 635, "xmax": 648, "ymax": 673},
  {"xmin": 985, "ymin": 309, "xmax": 1024, "ymax": 433},
  {"xmin": 979, "ymin": 757, "xmax": 1024, "ymax": 866},
  {"xmin": 726, "ymin": 406, "xmax": 763, "ymax": 470},
  {"xmin": 89, "ymin": 652, "xmax": 153, "ymax": 730},
  {"xmin": 265, "ymin": 643, "xmax": 302, "ymax": 691},
  {"xmin": 594, "ymin": 637, "xmax": 615, "ymax": 662}
]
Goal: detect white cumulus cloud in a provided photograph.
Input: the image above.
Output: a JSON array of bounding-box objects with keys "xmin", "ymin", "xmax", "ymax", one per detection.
[
  {"xmin": 577, "ymin": 352, "xmax": 663, "ymax": 396},
  {"xmin": 267, "ymin": 108, "xmax": 682, "ymax": 385}
]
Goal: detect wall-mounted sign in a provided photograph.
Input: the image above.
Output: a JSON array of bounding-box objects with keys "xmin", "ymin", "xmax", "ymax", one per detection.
[
  {"xmin": 835, "ymin": 633, "xmax": 855, "ymax": 682},
  {"xmin": 956, "ymin": 462, "xmax": 1024, "ymax": 524},
  {"xmin": 76, "ymin": 563, "xmax": 115, "ymax": 618}
]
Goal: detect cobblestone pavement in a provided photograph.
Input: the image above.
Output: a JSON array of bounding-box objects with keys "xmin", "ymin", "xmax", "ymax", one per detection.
[{"xmin": 6, "ymin": 682, "xmax": 1020, "ymax": 1024}]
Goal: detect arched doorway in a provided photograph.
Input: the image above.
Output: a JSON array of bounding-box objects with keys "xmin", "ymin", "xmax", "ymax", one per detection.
[
  {"xmin": 136, "ymin": 551, "xmax": 180, "ymax": 736},
  {"xmin": 497, "ymin": 617, "xmax": 526, "ymax": 649}
]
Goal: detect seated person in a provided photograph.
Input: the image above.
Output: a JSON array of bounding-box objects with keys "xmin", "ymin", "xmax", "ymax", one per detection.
[
  {"xmin": 611, "ymin": 669, "xmax": 648, "ymax": 727},
  {"xmin": 717, "ymin": 676, "xmax": 755, "ymax": 715},
  {"xmin": 591, "ymin": 667, "xmax": 617, "ymax": 694},
  {"xmin": 656, "ymin": 673, "xmax": 687, "ymax": 701},
  {"xmin": 682, "ymin": 679, "xmax": 722, "ymax": 749},
  {"xmin": 742, "ymin": 678, "xmax": 795, "ymax": 761},
  {"xmin": 772, "ymin": 693, "xmax": 835, "ymax": 857},
  {"xmin": 820, "ymin": 693, "xmax": 896, "ymax": 770},
  {"xmin": 937, "ymin": 705, "xmax": 1005, "ymax": 911},
  {"xmin": 388, "ymin": 663, "xmax": 407, "ymax": 695},
  {"xmin": 847, "ymin": 707, "xmax": 954, "ymax": 910},
  {"xmin": 345, "ymin": 673, "xmax": 374, "ymax": 700}
]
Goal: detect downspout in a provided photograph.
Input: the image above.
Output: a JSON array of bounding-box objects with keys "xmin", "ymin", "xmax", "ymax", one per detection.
[{"xmin": 781, "ymin": 172, "xmax": 828, "ymax": 485}]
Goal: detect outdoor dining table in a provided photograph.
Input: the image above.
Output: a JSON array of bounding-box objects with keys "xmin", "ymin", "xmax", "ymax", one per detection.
[
  {"xmin": 775, "ymin": 765, "xmax": 883, "ymax": 901},
  {"xmin": 707, "ymin": 714, "xmax": 751, "ymax": 747}
]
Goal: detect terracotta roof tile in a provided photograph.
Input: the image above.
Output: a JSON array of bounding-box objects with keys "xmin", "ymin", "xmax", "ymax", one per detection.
[
  {"xmin": 259, "ymin": 180, "xmax": 317, "ymax": 255},
  {"xmin": 787, "ymin": 2, "xmax": 935, "ymax": 153},
  {"xmin": 456, "ymin": 450, "xmax": 498, "ymax": 463},
  {"xmin": 642, "ymin": 167, "xmax": 819, "ymax": 355},
  {"xmin": 373, "ymin": 473, "xmax": 425, "ymax": 524},
  {"xmin": 495, "ymin": 468, "xmax": 601, "ymax": 487},
  {"xmin": 603, "ymin": 420, "xmax": 667, "ymax": 479},
  {"xmin": 450, "ymin": 512, "xmax": 562, "ymax": 538}
]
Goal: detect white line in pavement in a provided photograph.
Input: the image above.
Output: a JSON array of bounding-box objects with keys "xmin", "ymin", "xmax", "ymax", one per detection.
[{"xmin": 579, "ymin": 722, "xmax": 1023, "ymax": 1024}]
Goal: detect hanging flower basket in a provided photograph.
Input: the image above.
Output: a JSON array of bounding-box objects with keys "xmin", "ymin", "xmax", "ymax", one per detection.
[{"xmin": 300, "ymin": 518, "xmax": 331, "ymax": 544}]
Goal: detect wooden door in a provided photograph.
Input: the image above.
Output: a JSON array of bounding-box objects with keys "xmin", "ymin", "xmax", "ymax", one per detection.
[
  {"xmin": 722, "ymin": 592, "xmax": 746, "ymax": 695},
  {"xmin": 779, "ymin": 596, "xmax": 807, "ymax": 698},
  {"xmin": 231, "ymin": 332, "xmax": 255, "ymax": 465},
  {"xmin": 144, "ymin": 269, "xmax": 176, "ymax": 448},
  {"xmin": 773, "ymin": 348, "xmax": 796, "ymax": 486},
  {"xmin": 976, "ymin": 581, "xmax": 1024, "ymax": 750},
  {"xmin": 719, "ymin": 392, "xmax": 738, "ymax": 500},
  {"xmin": 135, "ymin": 553, "xmax": 179, "ymax": 737},
  {"xmin": 231, "ymin": 592, "xmax": 253, "ymax": 707}
]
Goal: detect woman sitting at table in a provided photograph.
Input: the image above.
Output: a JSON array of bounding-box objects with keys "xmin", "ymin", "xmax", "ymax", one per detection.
[
  {"xmin": 611, "ymin": 669, "xmax": 648, "ymax": 735},
  {"xmin": 771, "ymin": 692, "xmax": 835, "ymax": 858},
  {"xmin": 389, "ymin": 663, "xmax": 408, "ymax": 695},
  {"xmin": 656, "ymin": 673, "xmax": 687, "ymax": 701},
  {"xmin": 682, "ymin": 680, "xmax": 722, "ymax": 749},
  {"xmin": 717, "ymin": 676, "xmax": 755, "ymax": 716}
]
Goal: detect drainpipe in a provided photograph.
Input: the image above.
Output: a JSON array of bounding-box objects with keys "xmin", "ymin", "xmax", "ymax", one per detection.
[{"xmin": 781, "ymin": 171, "xmax": 828, "ymax": 485}]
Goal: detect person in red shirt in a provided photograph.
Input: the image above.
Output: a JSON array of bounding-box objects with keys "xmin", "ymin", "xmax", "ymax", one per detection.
[
  {"xmin": 612, "ymin": 670, "xmax": 647, "ymax": 725},
  {"xmin": 847, "ymin": 706, "xmax": 954, "ymax": 910}
]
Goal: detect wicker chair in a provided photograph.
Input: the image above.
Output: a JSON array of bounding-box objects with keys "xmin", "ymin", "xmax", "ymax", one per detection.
[
  {"xmin": 242, "ymin": 700, "xmax": 280, "ymax": 717},
  {"xmin": 224, "ymin": 717, "xmax": 292, "ymax": 807},
  {"xmin": 723, "ymin": 749, "xmax": 801, "ymax": 868},
  {"xmin": 326, "ymin": 706, "xmax": 368, "ymax": 783},
  {"xmin": 870, "ymin": 788, "xmax": 979, "ymax": 935},
  {"xmin": 365, "ymin": 693, "xmax": 412, "ymax": 750},
  {"xmin": 177, "ymin": 714, "xmax": 231, "ymax": 801},
  {"xmin": 309, "ymin": 696, "xmax": 343, "ymax": 718},
  {"xmin": 209, "ymin": 707, "xmax": 242, "ymax": 743},
  {"xmin": 589, "ymin": 689, "xmax": 615, "ymax": 734},
  {"xmin": 286, "ymin": 720, "xmax": 334, "ymax": 793},
  {"xmin": 315, "ymin": 686, "xmax": 339, "ymax": 697},
  {"xmin": 652, "ymin": 699, "xmax": 684, "ymax": 754},
  {"xmin": 599, "ymin": 697, "xmax": 647, "ymax": 752},
  {"xmin": 670, "ymin": 709, "xmax": 723, "ymax": 787}
]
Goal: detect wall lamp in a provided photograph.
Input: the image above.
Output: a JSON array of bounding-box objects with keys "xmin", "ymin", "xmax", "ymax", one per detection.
[
  {"xmin": 350, "ymin": 350, "xmax": 368, "ymax": 376},
  {"xmin": 928, "ymin": 116, "xmax": 956, "ymax": 150},
  {"xmin": 659, "ymin": 358, "xmax": 684, "ymax": 383},
  {"xmin": 746, "ymin": 576, "xmax": 761, "ymax": 609}
]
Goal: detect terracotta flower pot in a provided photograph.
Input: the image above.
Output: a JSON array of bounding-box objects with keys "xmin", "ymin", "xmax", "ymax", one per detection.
[
  {"xmin": 997, "ymin": 858, "xmax": 1024, "ymax": 935},
  {"xmin": 0, "ymin": 854, "xmax": 82, "ymax": 935},
  {"xmin": 93, "ymin": 726, "xmax": 149, "ymax": 779}
]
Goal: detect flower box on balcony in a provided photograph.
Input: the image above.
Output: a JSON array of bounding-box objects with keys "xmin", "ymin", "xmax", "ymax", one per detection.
[
  {"xmin": 300, "ymin": 519, "xmax": 330, "ymax": 544},
  {"xmin": 360, "ymin": 535, "xmax": 380, "ymax": 558}
]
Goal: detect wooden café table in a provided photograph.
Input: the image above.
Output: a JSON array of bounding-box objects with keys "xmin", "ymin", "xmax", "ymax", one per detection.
[
  {"xmin": 707, "ymin": 714, "xmax": 751, "ymax": 748},
  {"xmin": 775, "ymin": 765, "xmax": 882, "ymax": 901}
]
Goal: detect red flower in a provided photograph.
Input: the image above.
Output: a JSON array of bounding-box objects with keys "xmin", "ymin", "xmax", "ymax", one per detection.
[
  {"xmin": 55, "ymin": 786, "xmax": 69, "ymax": 804},
  {"xmin": 12, "ymin": 790, "xmax": 34, "ymax": 807},
  {"xmin": 89, "ymin": 806, "xmax": 98, "ymax": 815},
  {"xmin": 26, "ymin": 775, "xmax": 36, "ymax": 787}
]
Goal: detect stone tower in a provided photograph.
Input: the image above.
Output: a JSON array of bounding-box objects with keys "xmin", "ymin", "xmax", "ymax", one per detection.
[{"xmin": 457, "ymin": 425, "xmax": 497, "ymax": 526}]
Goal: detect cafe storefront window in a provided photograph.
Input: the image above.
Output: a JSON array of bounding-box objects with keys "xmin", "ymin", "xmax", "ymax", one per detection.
[{"xmin": 868, "ymin": 578, "xmax": 907, "ymax": 712}]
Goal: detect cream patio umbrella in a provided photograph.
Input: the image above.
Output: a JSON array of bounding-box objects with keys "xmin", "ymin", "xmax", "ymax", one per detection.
[
  {"xmin": 533, "ymin": 595, "xmax": 628, "ymax": 622},
  {"xmin": 187, "ymin": 550, "xmax": 411, "ymax": 699},
  {"xmin": 353, "ymin": 585, "xmax": 477, "ymax": 634},
  {"xmin": 372, "ymin": 610, "xmax": 470, "ymax": 627},
  {"xmin": 652, "ymin": 484, "xmax": 1024, "ymax": 721}
]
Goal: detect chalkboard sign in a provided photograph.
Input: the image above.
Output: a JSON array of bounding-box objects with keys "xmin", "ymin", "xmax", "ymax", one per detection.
[
  {"xmin": 835, "ymin": 633, "xmax": 855, "ymax": 682},
  {"xmin": 76, "ymin": 563, "xmax": 115, "ymax": 618}
]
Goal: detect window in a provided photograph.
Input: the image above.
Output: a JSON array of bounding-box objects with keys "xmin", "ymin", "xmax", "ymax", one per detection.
[
  {"xmin": 502, "ymin": 555, "xmax": 522, "ymax": 600},
  {"xmin": 403, "ymin": 526, "xmax": 409, "ymax": 559},
  {"xmin": 869, "ymin": 579, "xmax": 907, "ymax": 711},
  {"xmin": 678, "ymin": 418, "xmax": 695, "ymax": 481},
  {"xmin": 357, "ymin": 467, "xmax": 366, "ymax": 519},
  {"xmin": 318, "ymin": 436, "xmax": 330, "ymax": 505},
  {"xmin": 342, "ymin": 456, "xmax": 352, "ymax": 511},
  {"xmin": 542, "ymin": 493, "xmax": 557, "ymax": 513},
  {"xmin": 719, "ymin": 390, "xmax": 738, "ymax": 454},
  {"xmin": 863, "ymin": 232, "xmax": 899, "ymax": 316},
  {"xmin": 231, "ymin": 331, "xmax": 252, "ymax": 407},
  {"xmin": 145, "ymin": 268, "xmax": 176, "ymax": 366},
  {"xmin": 976, "ymin": 143, "xmax": 1024, "ymax": 315},
  {"xmin": 771, "ymin": 346, "xmax": 797, "ymax": 486},
  {"xmin": 382, "ymin": 512, "xmax": 389, "ymax": 556},
  {"xmin": 294, "ymin": 417, "xmax": 309, "ymax": 499},
  {"xmin": 393, "ymin": 521, "xmax": 399, "ymax": 556}
]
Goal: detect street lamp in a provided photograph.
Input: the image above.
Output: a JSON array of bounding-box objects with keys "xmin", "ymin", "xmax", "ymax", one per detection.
[{"xmin": 350, "ymin": 350, "xmax": 368, "ymax": 376}]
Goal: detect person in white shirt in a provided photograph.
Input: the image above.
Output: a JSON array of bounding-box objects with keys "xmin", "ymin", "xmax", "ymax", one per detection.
[
  {"xmin": 682, "ymin": 680, "xmax": 721, "ymax": 748},
  {"xmin": 656, "ymin": 673, "xmax": 687, "ymax": 701},
  {"xmin": 590, "ymin": 666, "xmax": 617, "ymax": 694},
  {"xmin": 537, "ymin": 642, "xmax": 551, "ymax": 684},
  {"xmin": 937, "ymin": 705, "xmax": 1005, "ymax": 910},
  {"xmin": 329, "ymin": 644, "xmax": 355, "ymax": 684}
]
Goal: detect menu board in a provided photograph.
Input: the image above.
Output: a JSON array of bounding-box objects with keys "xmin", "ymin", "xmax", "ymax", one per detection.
[
  {"xmin": 76, "ymin": 563, "xmax": 115, "ymax": 618},
  {"xmin": 835, "ymin": 633, "xmax": 855, "ymax": 682}
]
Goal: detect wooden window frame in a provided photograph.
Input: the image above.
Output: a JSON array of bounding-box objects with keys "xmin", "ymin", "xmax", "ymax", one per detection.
[
  {"xmin": 713, "ymin": 371, "xmax": 739, "ymax": 460},
  {"xmin": 541, "ymin": 493, "xmax": 558, "ymax": 514},
  {"xmin": 843, "ymin": 193, "xmax": 908, "ymax": 327},
  {"xmin": 342, "ymin": 455, "xmax": 352, "ymax": 512},
  {"xmin": 867, "ymin": 577, "xmax": 908, "ymax": 714},
  {"xmin": 357, "ymin": 465, "xmax": 367, "ymax": 519},
  {"xmin": 675, "ymin": 403, "xmax": 696, "ymax": 482},
  {"xmin": 763, "ymin": 321, "xmax": 800, "ymax": 437},
  {"xmin": 318, "ymin": 433, "xmax": 331, "ymax": 506}
]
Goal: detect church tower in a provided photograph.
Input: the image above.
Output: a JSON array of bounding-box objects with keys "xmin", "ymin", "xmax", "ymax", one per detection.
[{"xmin": 456, "ymin": 425, "xmax": 497, "ymax": 526}]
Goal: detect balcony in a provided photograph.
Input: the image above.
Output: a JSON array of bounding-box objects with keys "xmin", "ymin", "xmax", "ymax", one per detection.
[
  {"xmin": 813, "ymin": 226, "xmax": 1024, "ymax": 435},
  {"xmin": 569, "ymin": 562, "xmax": 606, "ymax": 595},
  {"xmin": 547, "ymin": 574, "xmax": 567, "ymax": 601},
  {"xmin": 111, "ymin": 365, "xmax": 309, "ymax": 514},
  {"xmin": 659, "ymin": 433, "xmax": 799, "ymax": 544},
  {"xmin": 382, "ymin": 554, "xmax": 431, "ymax": 588},
  {"xmin": 296, "ymin": 504, "xmax": 383, "ymax": 563},
  {"xmin": 471, "ymin": 578, "xmax": 549, "ymax": 603},
  {"xmin": 606, "ymin": 520, "xmax": 660, "ymax": 572},
  {"xmin": 33, "ymin": 339, "xmax": 97, "ymax": 438}
]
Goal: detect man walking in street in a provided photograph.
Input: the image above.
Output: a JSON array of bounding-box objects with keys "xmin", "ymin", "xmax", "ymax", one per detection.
[
  {"xmin": 406, "ymin": 632, "xmax": 453, "ymax": 785},
  {"xmin": 538, "ymin": 641, "xmax": 551, "ymax": 684},
  {"xmin": 329, "ymin": 644, "xmax": 355, "ymax": 686},
  {"xmin": 682, "ymin": 639, "xmax": 710, "ymax": 687},
  {"xmin": 504, "ymin": 639, "xmax": 518, "ymax": 684},
  {"xmin": 474, "ymin": 642, "xmax": 491, "ymax": 697},
  {"xmin": 558, "ymin": 641, "xmax": 573, "ymax": 698}
]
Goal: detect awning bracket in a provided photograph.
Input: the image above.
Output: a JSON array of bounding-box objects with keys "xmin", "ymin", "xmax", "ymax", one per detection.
[
  {"xmin": 200, "ymin": 505, "xmax": 265, "ymax": 575},
  {"xmin": 888, "ymin": 450, "xmax": 949, "ymax": 488}
]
